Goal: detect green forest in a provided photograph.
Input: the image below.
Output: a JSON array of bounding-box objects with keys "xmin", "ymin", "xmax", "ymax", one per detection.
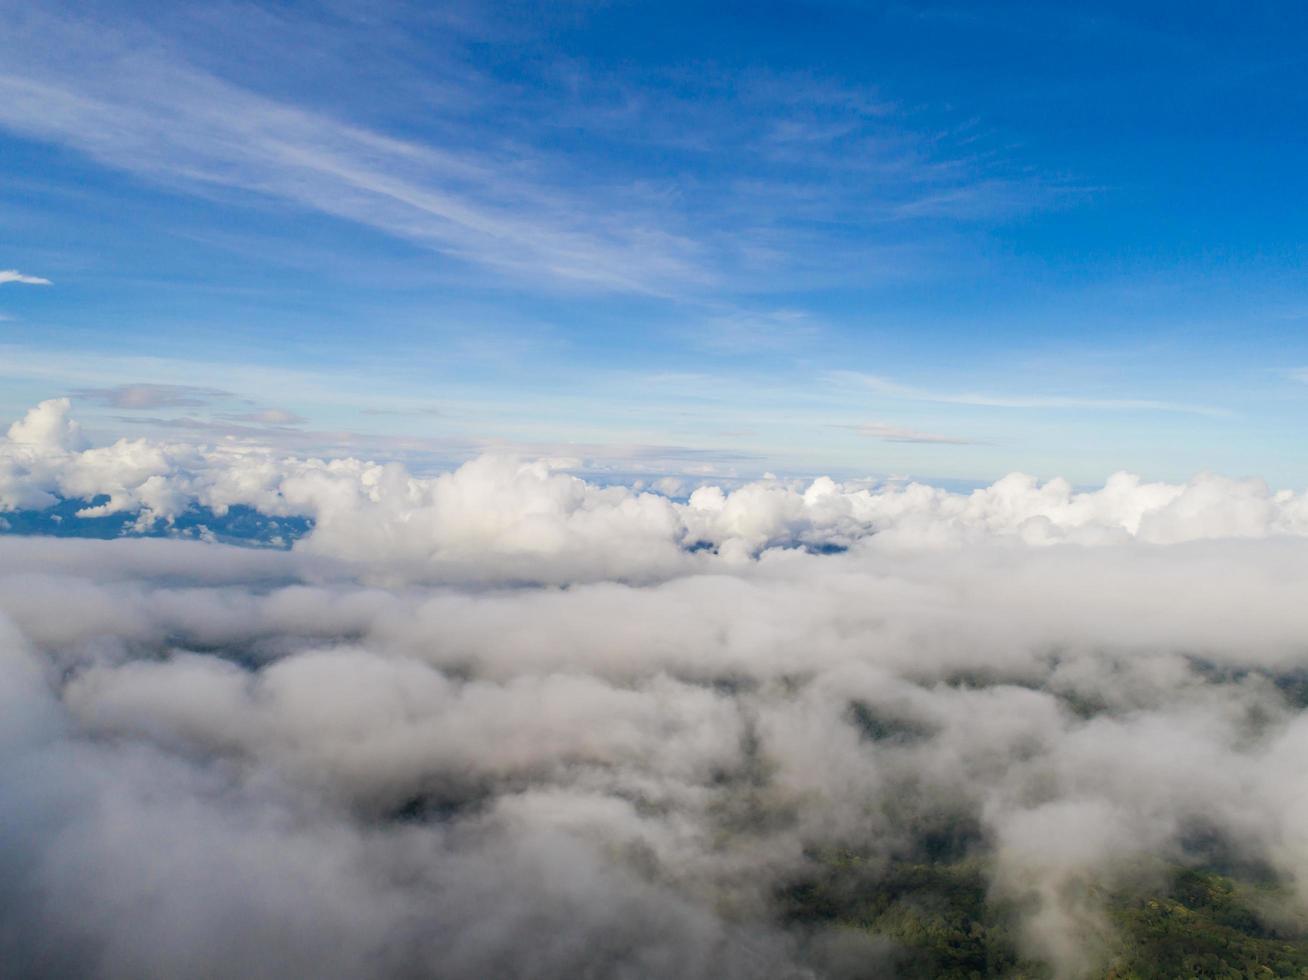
[{"xmin": 781, "ymin": 856, "xmax": 1308, "ymax": 979}]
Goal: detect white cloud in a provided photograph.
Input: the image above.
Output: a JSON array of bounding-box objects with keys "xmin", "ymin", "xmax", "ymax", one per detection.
[
  {"xmin": 4, "ymin": 403, "xmax": 1308, "ymax": 975},
  {"xmin": 5, "ymin": 397, "xmax": 86, "ymax": 451},
  {"xmin": 836, "ymin": 371, "xmax": 1230, "ymax": 417},
  {"xmin": 0, "ymin": 9, "xmax": 1057, "ymax": 298},
  {"xmin": 0, "ymin": 268, "xmax": 51, "ymax": 285},
  {"xmin": 6, "ymin": 507, "xmax": 1308, "ymax": 974},
  {"xmin": 4, "ymin": 400, "xmax": 1308, "ymax": 585},
  {"xmin": 0, "ymin": 12, "xmax": 704, "ymax": 295}
]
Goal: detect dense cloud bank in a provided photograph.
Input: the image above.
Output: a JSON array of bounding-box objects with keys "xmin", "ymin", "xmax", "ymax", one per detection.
[
  {"xmin": 6, "ymin": 402, "xmax": 1308, "ymax": 977},
  {"xmin": 7, "ymin": 399, "xmax": 1308, "ymax": 584}
]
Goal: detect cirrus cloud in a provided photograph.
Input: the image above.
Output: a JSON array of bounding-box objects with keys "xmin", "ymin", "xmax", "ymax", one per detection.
[{"xmin": 0, "ymin": 268, "xmax": 51, "ymax": 286}]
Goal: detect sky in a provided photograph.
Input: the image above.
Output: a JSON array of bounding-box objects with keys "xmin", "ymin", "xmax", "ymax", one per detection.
[
  {"xmin": 2, "ymin": 0, "xmax": 1308, "ymax": 486},
  {"xmin": 11, "ymin": 8, "xmax": 1308, "ymax": 976}
]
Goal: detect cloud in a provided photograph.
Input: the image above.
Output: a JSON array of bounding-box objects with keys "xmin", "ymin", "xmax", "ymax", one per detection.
[
  {"xmin": 843, "ymin": 420, "xmax": 975, "ymax": 444},
  {"xmin": 7, "ymin": 496, "xmax": 1308, "ymax": 974},
  {"xmin": 221, "ymin": 408, "xmax": 308, "ymax": 426},
  {"xmin": 836, "ymin": 371, "xmax": 1230, "ymax": 417},
  {"xmin": 5, "ymin": 404, "xmax": 1308, "ymax": 975},
  {"xmin": 5, "ymin": 396, "xmax": 86, "ymax": 452},
  {"xmin": 3, "ymin": 399, "xmax": 1308, "ymax": 582},
  {"xmin": 73, "ymin": 383, "xmax": 233, "ymax": 409},
  {"xmin": 0, "ymin": 269, "xmax": 51, "ymax": 285},
  {"xmin": 0, "ymin": 11, "xmax": 705, "ymax": 295},
  {"xmin": 688, "ymin": 309, "xmax": 821, "ymax": 353},
  {"xmin": 360, "ymin": 406, "xmax": 444, "ymax": 417},
  {"xmin": 0, "ymin": 9, "xmax": 1056, "ymax": 297}
]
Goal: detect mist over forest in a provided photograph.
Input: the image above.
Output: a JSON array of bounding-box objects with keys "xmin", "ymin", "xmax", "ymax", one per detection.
[{"xmin": 5, "ymin": 401, "xmax": 1308, "ymax": 978}]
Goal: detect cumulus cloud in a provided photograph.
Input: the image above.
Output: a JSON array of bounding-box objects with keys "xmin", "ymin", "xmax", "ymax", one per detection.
[
  {"xmin": 5, "ymin": 399, "xmax": 1308, "ymax": 582},
  {"xmin": 5, "ymin": 401, "xmax": 1308, "ymax": 976},
  {"xmin": 6, "ymin": 398, "xmax": 87, "ymax": 453},
  {"xmin": 0, "ymin": 269, "xmax": 51, "ymax": 285}
]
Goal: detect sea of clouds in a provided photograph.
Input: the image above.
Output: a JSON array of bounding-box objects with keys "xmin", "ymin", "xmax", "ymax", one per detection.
[{"xmin": 5, "ymin": 398, "xmax": 1308, "ymax": 977}]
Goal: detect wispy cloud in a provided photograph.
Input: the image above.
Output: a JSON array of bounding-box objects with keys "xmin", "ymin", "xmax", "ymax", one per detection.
[
  {"xmin": 75, "ymin": 384, "xmax": 306, "ymax": 431},
  {"xmin": 106, "ymin": 413, "xmax": 473, "ymax": 465},
  {"xmin": 361, "ymin": 406, "xmax": 444, "ymax": 417},
  {"xmin": 220, "ymin": 408, "xmax": 308, "ymax": 426},
  {"xmin": 0, "ymin": 13, "xmax": 704, "ymax": 296},
  {"xmin": 73, "ymin": 383, "xmax": 232, "ymax": 410},
  {"xmin": 688, "ymin": 308, "xmax": 821, "ymax": 353},
  {"xmin": 839, "ymin": 420, "xmax": 977, "ymax": 444},
  {"xmin": 0, "ymin": 8, "xmax": 1057, "ymax": 298},
  {"xmin": 0, "ymin": 269, "xmax": 51, "ymax": 285},
  {"xmin": 835, "ymin": 372, "xmax": 1229, "ymax": 417}
]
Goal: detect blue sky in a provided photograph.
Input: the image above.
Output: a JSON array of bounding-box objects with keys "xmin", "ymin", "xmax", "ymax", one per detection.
[{"xmin": 2, "ymin": 0, "xmax": 1307, "ymax": 485}]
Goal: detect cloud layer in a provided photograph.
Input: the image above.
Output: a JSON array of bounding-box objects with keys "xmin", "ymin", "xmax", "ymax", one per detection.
[
  {"xmin": 5, "ymin": 401, "xmax": 1308, "ymax": 976},
  {"xmin": 4, "ymin": 398, "xmax": 1308, "ymax": 581}
]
